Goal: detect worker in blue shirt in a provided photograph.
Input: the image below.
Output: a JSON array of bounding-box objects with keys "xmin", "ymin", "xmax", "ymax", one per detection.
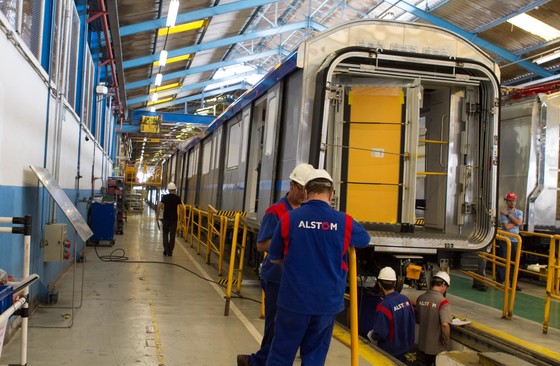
[
  {"xmin": 237, "ymin": 163, "xmax": 314, "ymax": 366},
  {"xmin": 367, "ymin": 266, "xmax": 415, "ymax": 362},
  {"xmin": 266, "ymin": 168, "xmax": 371, "ymax": 366}
]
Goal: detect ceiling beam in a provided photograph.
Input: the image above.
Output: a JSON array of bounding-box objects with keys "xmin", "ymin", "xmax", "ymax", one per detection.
[
  {"xmin": 385, "ymin": 0, "xmax": 553, "ymax": 78},
  {"xmin": 126, "ymin": 48, "xmax": 288, "ymax": 90},
  {"xmin": 123, "ymin": 20, "xmax": 317, "ymax": 69},
  {"xmin": 120, "ymin": 0, "xmax": 280, "ymax": 37},
  {"xmin": 127, "ymin": 70, "xmax": 260, "ymax": 105},
  {"xmin": 472, "ymin": 0, "xmax": 551, "ymax": 34},
  {"xmin": 140, "ymin": 83, "xmax": 251, "ymax": 110}
]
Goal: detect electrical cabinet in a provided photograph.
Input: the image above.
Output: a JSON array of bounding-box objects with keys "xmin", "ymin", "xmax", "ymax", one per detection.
[
  {"xmin": 44, "ymin": 223, "xmax": 69, "ymax": 262},
  {"xmin": 88, "ymin": 202, "xmax": 116, "ymax": 245}
]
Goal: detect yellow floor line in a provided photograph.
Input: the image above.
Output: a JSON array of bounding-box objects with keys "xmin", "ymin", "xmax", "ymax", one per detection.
[{"xmin": 331, "ymin": 324, "xmax": 395, "ymax": 366}]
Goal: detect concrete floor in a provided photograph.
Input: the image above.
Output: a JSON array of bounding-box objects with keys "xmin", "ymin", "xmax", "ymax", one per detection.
[{"xmin": 0, "ymin": 205, "xmax": 371, "ymax": 366}]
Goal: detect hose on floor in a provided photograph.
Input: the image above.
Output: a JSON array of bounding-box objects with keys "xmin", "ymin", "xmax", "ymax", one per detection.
[{"xmin": 92, "ymin": 244, "xmax": 261, "ymax": 304}]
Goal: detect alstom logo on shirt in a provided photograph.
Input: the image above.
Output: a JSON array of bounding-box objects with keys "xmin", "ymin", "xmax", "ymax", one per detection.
[{"xmin": 298, "ymin": 220, "xmax": 338, "ymax": 231}]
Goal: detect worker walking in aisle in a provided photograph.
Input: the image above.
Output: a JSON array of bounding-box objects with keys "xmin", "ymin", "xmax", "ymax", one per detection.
[
  {"xmin": 156, "ymin": 182, "xmax": 182, "ymax": 256},
  {"xmin": 416, "ymin": 271, "xmax": 452, "ymax": 366},
  {"xmin": 237, "ymin": 163, "xmax": 314, "ymax": 366},
  {"xmin": 265, "ymin": 169, "xmax": 371, "ymax": 366},
  {"xmin": 367, "ymin": 266, "xmax": 415, "ymax": 362}
]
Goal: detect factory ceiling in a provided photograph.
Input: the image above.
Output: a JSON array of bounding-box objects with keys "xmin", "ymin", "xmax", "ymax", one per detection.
[{"xmin": 88, "ymin": 0, "xmax": 560, "ymax": 168}]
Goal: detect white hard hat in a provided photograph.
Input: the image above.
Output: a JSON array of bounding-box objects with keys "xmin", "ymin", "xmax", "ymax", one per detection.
[
  {"xmin": 167, "ymin": 182, "xmax": 177, "ymax": 191},
  {"xmin": 304, "ymin": 168, "xmax": 333, "ymax": 185},
  {"xmin": 289, "ymin": 163, "xmax": 314, "ymax": 186},
  {"xmin": 433, "ymin": 271, "xmax": 451, "ymax": 286},
  {"xmin": 378, "ymin": 267, "xmax": 397, "ymax": 281}
]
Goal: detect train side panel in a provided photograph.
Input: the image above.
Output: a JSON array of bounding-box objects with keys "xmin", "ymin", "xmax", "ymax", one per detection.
[
  {"xmin": 186, "ymin": 145, "xmax": 200, "ymax": 205},
  {"xmin": 501, "ymin": 90, "xmax": 560, "ymax": 231},
  {"xmin": 221, "ymin": 108, "xmax": 251, "ymax": 211},
  {"xmin": 199, "ymin": 127, "xmax": 223, "ymax": 209}
]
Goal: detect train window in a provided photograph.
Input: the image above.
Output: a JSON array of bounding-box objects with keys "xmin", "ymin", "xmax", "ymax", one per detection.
[
  {"xmin": 226, "ymin": 122, "xmax": 241, "ymax": 169},
  {"xmin": 202, "ymin": 141, "xmax": 212, "ymax": 174},
  {"xmin": 264, "ymin": 96, "xmax": 278, "ymax": 156},
  {"xmin": 188, "ymin": 148, "xmax": 198, "ymax": 178}
]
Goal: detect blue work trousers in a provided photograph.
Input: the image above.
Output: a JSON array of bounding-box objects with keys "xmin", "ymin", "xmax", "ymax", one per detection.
[
  {"xmin": 162, "ymin": 219, "xmax": 177, "ymax": 254},
  {"xmin": 497, "ymin": 239, "xmax": 518, "ymax": 284},
  {"xmin": 266, "ymin": 308, "xmax": 335, "ymax": 366},
  {"xmin": 248, "ymin": 280, "xmax": 280, "ymax": 366}
]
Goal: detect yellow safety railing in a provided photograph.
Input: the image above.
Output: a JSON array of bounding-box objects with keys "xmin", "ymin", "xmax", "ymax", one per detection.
[
  {"xmin": 513, "ymin": 231, "xmax": 560, "ymax": 334},
  {"xmin": 460, "ymin": 231, "xmax": 521, "ymax": 319},
  {"xmin": 544, "ymin": 235, "xmax": 560, "ymax": 334},
  {"xmin": 348, "ymin": 247, "xmax": 359, "ymax": 366},
  {"xmin": 189, "ymin": 207, "xmax": 208, "ymax": 255},
  {"xmin": 176, "ymin": 204, "xmax": 191, "ymax": 239},
  {"xmin": 206, "ymin": 205, "xmax": 229, "ymax": 276},
  {"xmin": 224, "ymin": 212, "xmax": 250, "ymax": 316}
]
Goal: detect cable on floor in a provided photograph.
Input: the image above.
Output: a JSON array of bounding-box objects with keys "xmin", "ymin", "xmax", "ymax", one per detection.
[{"xmin": 92, "ymin": 244, "xmax": 261, "ymax": 304}]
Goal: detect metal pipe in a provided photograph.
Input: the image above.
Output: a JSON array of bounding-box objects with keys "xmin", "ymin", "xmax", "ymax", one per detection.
[
  {"xmin": 20, "ymin": 225, "xmax": 31, "ymax": 365},
  {"xmin": 96, "ymin": 0, "xmax": 122, "ymax": 113}
]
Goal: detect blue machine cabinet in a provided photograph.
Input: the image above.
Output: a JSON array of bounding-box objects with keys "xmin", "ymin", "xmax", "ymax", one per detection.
[{"xmin": 88, "ymin": 202, "xmax": 116, "ymax": 245}]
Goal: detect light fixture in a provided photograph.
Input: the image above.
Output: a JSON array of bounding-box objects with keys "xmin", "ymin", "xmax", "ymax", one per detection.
[
  {"xmin": 149, "ymin": 106, "xmax": 156, "ymax": 112},
  {"xmin": 158, "ymin": 19, "xmax": 204, "ymax": 36},
  {"xmin": 154, "ymin": 73, "xmax": 163, "ymax": 86},
  {"xmin": 151, "ymin": 93, "xmax": 159, "ymax": 103},
  {"xmin": 507, "ymin": 14, "xmax": 560, "ymax": 41},
  {"xmin": 166, "ymin": 0, "xmax": 180, "ymax": 28},
  {"xmin": 158, "ymin": 50, "xmax": 168, "ymax": 67},
  {"xmin": 533, "ymin": 50, "xmax": 560, "ymax": 65}
]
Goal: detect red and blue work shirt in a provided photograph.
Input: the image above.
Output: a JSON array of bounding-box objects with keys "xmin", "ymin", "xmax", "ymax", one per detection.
[
  {"xmin": 257, "ymin": 195, "xmax": 293, "ymax": 283},
  {"xmin": 372, "ymin": 291, "xmax": 416, "ymax": 357},
  {"xmin": 268, "ymin": 199, "xmax": 370, "ymax": 315}
]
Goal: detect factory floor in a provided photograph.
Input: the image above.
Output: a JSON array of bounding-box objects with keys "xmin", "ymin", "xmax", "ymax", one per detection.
[
  {"xmin": 0, "ymin": 205, "xmax": 367, "ymax": 366},
  {"xmin": 2, "ymin": 204, "xmax": 560, "ymax": 365}
]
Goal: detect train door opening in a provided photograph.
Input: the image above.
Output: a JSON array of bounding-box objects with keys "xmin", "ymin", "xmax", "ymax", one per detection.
[
  {"xmin": 335, "ymin": 80, "xmax": 479, "ymax": 235},
  {"xmin": 244, "ymin": 98, "xmax": 266, "ymax": 215},
  {"xmin": 419, "ymin": 86, "xmax": 451, "ymax": 231}
]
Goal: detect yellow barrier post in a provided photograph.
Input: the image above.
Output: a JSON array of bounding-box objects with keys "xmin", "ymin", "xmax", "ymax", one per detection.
[
  {"xmin": 495, "ymin": 234, "xmax": 511, "ymax": 319},
  {"xmin": 224, "ymin": 213, "xmax": 241, "ymax": 316},
  {"xmin": 348, "ymin": 247, "xmax": 359, "ymax": 366},
  {"xmin": 237, "ymin": 220, "xmax": 248, "ymax": 294},
  {"xmin": 543, "ymin": 235, "xmax": 560, "ymax": 333}
]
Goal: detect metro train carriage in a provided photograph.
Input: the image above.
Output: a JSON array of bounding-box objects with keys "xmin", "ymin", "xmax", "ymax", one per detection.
[
  {"xmin": 163, "ymin": 19, "xmax": 501, "ymax": 282},
  {"xmin": 500, "ymin": 84, "xmax": 560, "ymax": 268}
]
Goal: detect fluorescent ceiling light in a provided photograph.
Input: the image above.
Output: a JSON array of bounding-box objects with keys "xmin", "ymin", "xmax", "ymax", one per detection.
[
  {"xmin": 151, "ymin": 93, "xmax": 159, "ymax": 103},
  {"xmin": 158, "ymin": 50, "xmax": 168, "ymax": 67},
  {"xmin": 149, "ymin": 107, "xmax": 156, "ymax": 112},
  {"xmin": 507, "ymin": 13, "xmax": 560, "ymax": 41},
  {"xmin": 166, "ymin": 0, "xmax": 180, "ymax": 28},
  {"xmin": 534, "ymin": 50, "xmax": 560, "ymax": 65},
  {"xmin": 154, "ymin": 73, "xmax": 163, "ymax": 86}
]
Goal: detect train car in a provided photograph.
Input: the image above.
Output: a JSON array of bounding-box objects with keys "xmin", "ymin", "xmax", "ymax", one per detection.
[
  {"xmin": 175, "ymin": 19, "xmax": 501, "ymax": 279},
  {"xmin": 500, "ymin": 83, "xmax": 560, "ymax": 268}
]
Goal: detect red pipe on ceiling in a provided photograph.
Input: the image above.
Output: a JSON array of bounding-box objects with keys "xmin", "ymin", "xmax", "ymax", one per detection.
[{"xmin": 94, "ymin": 0, "xmax": 122, "ymax": 115}]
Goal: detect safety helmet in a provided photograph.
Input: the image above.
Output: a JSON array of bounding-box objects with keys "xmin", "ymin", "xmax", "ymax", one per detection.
[
  {"xmin": 504, "ymin": 192, "xmax": 517, "ymax": 201},
  {"xmin": 304, "ymin": 168, "xmax": 334, "ymax": 185},
  {"xmin": 167, "ymin": 182, "xmax": 177, "ymax": 191},
  {"xmin": 378, "ymin": 267, "xmax": 397, "ymax": 281},
  {"xmin": 289, "ymin": 163, "xmax": 314, "ymax": 186},
  {"xmin": 433, "ymin": 271, "xmax": 451, "ymax": 287}
]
